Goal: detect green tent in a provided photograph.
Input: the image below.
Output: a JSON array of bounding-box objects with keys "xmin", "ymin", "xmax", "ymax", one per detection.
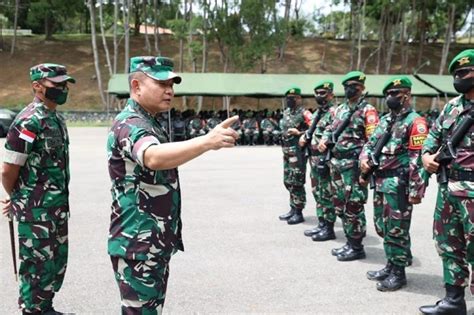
[
  {"xmin": 107, "ymin": 73, "xmax": 440, "ymax": 98},
  {"xmin": 414, "ymin": 74, "xmax": 458, "ymax": 97}
]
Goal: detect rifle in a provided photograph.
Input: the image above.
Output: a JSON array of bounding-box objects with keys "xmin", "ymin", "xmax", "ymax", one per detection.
[
  {"xmin": 360, "ymin": 115, "xmax": 397, "ymax": 188},
  {"xmin": 317, "ymin": 92, "xmax": 368, "ymax": 174},
  {"xmin": 301, "ymin": 108, "xmax": 325, "ymax": 157},
  {"xmin": 434, "ymin": 106, "xmax": 474, "ymax": 184}
]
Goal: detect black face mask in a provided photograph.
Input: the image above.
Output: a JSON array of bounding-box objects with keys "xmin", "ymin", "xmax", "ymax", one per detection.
[
  {"xmin": 453, "ymin": 77, "xmax": 474, "ymax": 94},
  {"xmin": 344, "ymin": 85, "xmax": 359, "ymax": 99},
  {"xmin": 44, "ymin": 86, "xmax": 69, "ymax": 105},
  {"xmin": 315, "ymin": 95, "xmax": 328, "ymax": 106},
  {"xmin": 386, "ymin": 95, "xmax": 404, "ymax": 110},
  {"xmin": 286, "ymin": 96, "xmax": 297, "ymax": 109}
]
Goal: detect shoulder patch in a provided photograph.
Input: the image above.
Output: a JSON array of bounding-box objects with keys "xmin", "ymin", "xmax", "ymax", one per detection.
[
  {"xmin": 364, "ymin": 107, "xmax": 379, "ymax": 137},
  {"xmin": 408, "ymin": 117, "xmax": 428, "ymax": 150},
  {"xmin": 303, "ymin": 110, "xmax": 312, "ymax": 126}
]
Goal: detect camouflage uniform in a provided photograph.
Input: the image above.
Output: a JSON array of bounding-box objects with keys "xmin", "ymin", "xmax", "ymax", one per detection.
[
  {"xmin": 422, "ymin": 94, "xmax": 474, "ymax": 292},
  {"xmin": 204, "ymin": 114, "xmax": 222, "ymax": 133},
  {"xmin": 187, "ymin": 116, "xmax": 205, "ymax": 139},
  {"xmin": 260, "ymin": 114, "xmax": 279, "ymax": 145},
  {"xmin": 362, "ymin": 108, "xmax": 427, "ymax": 267},
  {"xmin": 107, "ymin": 56, "xmax": 183, "ymax": 314},
  {"xmin": 230, "ymin": 115, "xmax": 243, "ymax": 145},
  {"xmin": 242, "ymin": 115, "xmax": 259, "ymax": 145},
  {"xmin": 3, "ymin": 64, "xmax": 74, "ymax": 313}
]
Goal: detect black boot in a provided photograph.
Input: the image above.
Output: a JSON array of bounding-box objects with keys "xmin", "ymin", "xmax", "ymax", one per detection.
[
  {"xmin": 376, "ymin": 265, "xmax": 407, "ymax": 291},
  {"xmin": 337, "ymin": 238, "xmax": 366, "ymax": 261},
  {"xmin": 419, "ymin": 284, "xmax": 467, "ymax": 315},
  {"xmin": 279, "ymin": 208, "xmax": 295, "ymax": 221},
  {"xmin": 331, "ymin": 242, "xmax": 350, "ymax": 256},
  {"xmin": 367, "ymin": 261, "xmax": 393, "ymax": 281},
  {"xmin": 287, "ymin": 209, "xmax": 304, "ymax": 225},
  {"xmin": 312, "ymin": 221, "xmax": 336, "ymax": 241},
  {"xmin": 304, "ymin": 218, "xmax": 325, "ymax": 237}
]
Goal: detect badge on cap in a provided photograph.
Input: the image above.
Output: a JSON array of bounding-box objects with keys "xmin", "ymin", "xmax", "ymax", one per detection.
[
  {"xmin": 393, "ymin": 79, "xmax": 402, "ymax": 86},
  {"xmin": 323, "ymin": 83, "xmax": 330, "ymax": 88},
  {"xmin": 458, "ymin": 57, "xmax": 470, "ymax": 66},
  {"xmin": 290, "ymin": 89, "xmax": 295, "ymax": 94},
  {"xmin": 359, "ymin": 74, "xmax": 366, "ymax": 80}
]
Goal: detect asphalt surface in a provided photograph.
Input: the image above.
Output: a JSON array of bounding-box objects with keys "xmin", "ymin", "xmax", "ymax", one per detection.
[{"xmin": 0, "ymin": 127, "xmax": 473, "ymax": 314}]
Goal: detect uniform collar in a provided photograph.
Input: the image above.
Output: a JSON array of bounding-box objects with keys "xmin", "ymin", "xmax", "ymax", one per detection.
[
  {"xmin": 33, "ymin": 97, "xmax": 57, "ymax": 116},
  {"xmin": 128, "ymin": 98, "xmax": 157, "ymax": 122}
]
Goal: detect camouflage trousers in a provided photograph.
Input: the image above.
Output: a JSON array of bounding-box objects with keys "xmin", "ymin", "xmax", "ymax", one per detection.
[
  {"xmin": 18, "ymin": 219, "xmax": 68, "ymax": 313},
  {"xmin": 373, "ymin": 191, "xmax": 413, "ymax": 267},
  {"xmin": 244, "ymin": 130, "xmax": 258, "ymax": 145},
  {"xmin": 262, "ymin": 130, "xmax": 278, "ymax": 144},
  {"xmin": 330, "ymin": 161, "xmax": 367, "ymax": 240},
  {"xmin": 309, "ymin": 155, "xmax": 336, "ymax": 223},
  {"xmin": 188, "ymin": 129, "xmax": 205, "ymax": 139},
  {"xmin": 111, "ymin": 256, "xmax": 171, "ymax": 315},
  {"xmin": 434, "ymin": 185, "xmax": 474, "ymax": 293},
  {"xmin": 282, "ymin": 145, "xmax": 307, "ymax": 210}
]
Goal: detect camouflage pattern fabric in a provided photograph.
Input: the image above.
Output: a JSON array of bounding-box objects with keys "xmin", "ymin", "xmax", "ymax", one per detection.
[
  {"xmin": 111, "ymin": 256, "xmax": 170, "ymax": 315},
  {"xmin": 187, "ymin": 117, "xmax": 205, "ymax": 139},
  {"xmin": 280, "ymin": 106, "xmax": 310, "ymax": 210},
  {"xmin": 107, "ymin": 98, "xmax": 183, "ymax": 262},
  {"xmin": 18, "ymin": 220, "xmax": 68, "ymax": 313},
  {"xmin": 230, "ymin": 118, "xmax": 243, "ymax": 145},
  {"xmin": 260, "ymin": 118, "xmax": 279, "ymax": 144},
  {"xmin": 422, "ymin": 95, "xmax": 474, "ymax": 293},
  {"xmin": 323, "ymin": 100, "xmax": 379, "ymax": 239},
  {"xmin": 309, "ymin": 103, "xmax": 337, "ymax": 223},
  {"xmin": 204, "ymin": 117, "xmax": 222, "ymax": 133},
  {"xmin": 242, "ymin": 117, "xmax": 259, "ymax": 145},
  {"xmin": 3, "ymin": 98, "xmax": 70, "ymax": 313}
]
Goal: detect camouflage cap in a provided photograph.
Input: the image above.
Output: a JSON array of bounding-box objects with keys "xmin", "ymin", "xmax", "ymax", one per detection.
[
  {"xmin": 129, "ymin": 56, "xmax": 182, "ymax": 84},
  {"xmin": 30, "ymin": 63, "xmax": 76, "ymax": 83},
  {"xmin": 285, "ymin": 86, "xmax": 301, "ymax": 96},
  {"xmin": 382, "ymin": 76, "xmax": 412, "ymax": 94},
  {"xmin": 314, "ymin": 80, "xmax": 334, "ymax": 91},
  {"xmin": 448, "ymin": 49, "xmax": 474, "ymax": 74},
  {"xmin": 342, "ymin": 70, "xmax": 366, "ymax": 85}
]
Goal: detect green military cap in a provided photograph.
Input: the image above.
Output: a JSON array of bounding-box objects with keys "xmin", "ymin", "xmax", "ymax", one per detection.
[
  {"xmin": 342, "ymin": 70, "xmax": 366, "ymax": 85},
  {"xmin": 382, "ymin": 76, "xmax": 412, "ymax": 94},
  {"xmin": 30, "ymin": 63, "xmax": 76, "ymax": 83},
  {"xmin": 129, "ymin": 56, "xmax": 182, "ymax": 83},
  {"xmin": 285, "ymin": 86, "xmax": 301, "ymax": 96},
  {"xmin": 314, "ymin": 80, "xmax": 334, "ymax": 91},
  {"xmin": 448, "ymin": 49, "xmax": 474, "ymax": 74}
]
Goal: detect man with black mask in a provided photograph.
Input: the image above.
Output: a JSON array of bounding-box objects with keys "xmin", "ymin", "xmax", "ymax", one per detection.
[
  {"xmin": 318, "ymin": 71, "xmax": 379, "ymax": 261},
  {"xmin": 299, "ymin": 80, "xmax": 338, "ymax": 241},
  {"xmin": 419, "ymin": 49, "xmax": 474, "ymax": 315},
  {"xmin": 360, "ymin": 76, "xmax": 428, "ymax": 292},
  {"xmin": 278, "ymin": 87, "xmax": 312, "ymax": 225}
]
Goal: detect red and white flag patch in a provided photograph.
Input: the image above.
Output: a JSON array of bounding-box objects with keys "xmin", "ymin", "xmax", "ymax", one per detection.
[{"xmin": 19, "ymin": 129, "xmax": 36, "ymax": 143}]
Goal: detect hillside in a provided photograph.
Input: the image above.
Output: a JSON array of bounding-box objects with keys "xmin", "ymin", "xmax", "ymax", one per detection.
[{"xmin": 0, "ymin": 35, "xmax": 470, "ymax": 111}]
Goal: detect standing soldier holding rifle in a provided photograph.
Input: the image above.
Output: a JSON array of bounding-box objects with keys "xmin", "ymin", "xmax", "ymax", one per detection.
[
  {"xmin": 299, "ymin": 80, "xmax": 338, "ymax": 241},
  {"xmin": 359, "ymin": 76, "xmax": 428, "ymax": 292},
  {"xmin": 278, "ymin": 87, "xmax": 312, "ymax": 225},
  {"xmin": 419, "ymin": 49, "xmax": 474, "ymax": 315},
  {"xmin": 317, "ymin": 71, "xmax": 379, "ymax": 261}
]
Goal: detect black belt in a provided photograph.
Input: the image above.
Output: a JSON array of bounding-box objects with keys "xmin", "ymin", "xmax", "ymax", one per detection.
[
  {"xmin": 375, "ymin": 168, "xmax": 407, "ymax": 178},
  {"xmin": 333, "ymin": 150, "xmax": 359, "ymax": 159},
  {"xmin": 449, "ymin": 169, "xmax": 474, "ymax": 181}
]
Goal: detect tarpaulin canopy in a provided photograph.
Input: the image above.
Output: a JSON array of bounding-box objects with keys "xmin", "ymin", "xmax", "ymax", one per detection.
[
  {"xmin": 414, "ymin": 74, "xmax": 458, "ymax": 97},
  {"xmin": 107, "ymin": 73, "xmax": 442, "ymax": 98}
]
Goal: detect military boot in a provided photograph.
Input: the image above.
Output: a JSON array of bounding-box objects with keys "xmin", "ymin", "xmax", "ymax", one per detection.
[
  {"xmin": 279, "ymin": 208, "xmax": 295, "ymax": 221},
  {"xmin": 304, "ymin": 218, "xmax": 325, "ymax": 237},
  {"xmin": 419, "ymin": 284, "xmax": 466, "ymax": 315},
  {"xmin": 376, "ymin": 265, "xmax": 407, "ymax": 291},
  {"xmin": 331, "ymin": 242, "xmax": 350, "ymax": 256},
  {"xmin": 337, "ymin": 238, "xmax": 366, "ymax": 261},
  {"xmin": 287, "ymin": 209, "xmax": 304, "ymax": 225},
  {"xmin": 367, "ymin": 261, "xmax": 393, "ymax": 281},
  {"xmin": 312, "ymin": 221, "xmax": 336, "ymax": 241}
]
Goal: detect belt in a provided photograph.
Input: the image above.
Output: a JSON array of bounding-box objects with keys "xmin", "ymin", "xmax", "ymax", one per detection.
[
  {"xmin": 375, "ymin": 168, "xmax": 407, "ymax": 178},
  {"xmin": 333, "ymin": 150, "xmax": 359, "ymax": 159},
  {"xmin": 449, "ymin": 169, "xmax": 474, "ymax": 181}
]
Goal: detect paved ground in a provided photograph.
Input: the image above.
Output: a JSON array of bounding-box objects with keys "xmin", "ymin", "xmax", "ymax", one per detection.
[{"xmin": 0, "ymin": 127, "xmax": 473, "ymax": 314}]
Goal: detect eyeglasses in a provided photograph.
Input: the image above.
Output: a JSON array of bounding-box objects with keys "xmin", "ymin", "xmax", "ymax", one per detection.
[
  {"xmin": 453, "ymin": 67, "xmax": 474, "ymax": 79},
  {"xmin": 314, "ymin": 90, "xmax": 328, "ymax": 96},
  {"xmin": 385, "ymin": 89, "xmax": 402, "ymax": 97}
]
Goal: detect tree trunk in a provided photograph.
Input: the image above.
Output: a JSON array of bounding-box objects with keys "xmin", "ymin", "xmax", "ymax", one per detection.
[
  {"xmin": 133, "ymin": 0, "xmax": 140, "ymax": 36},
  {"xmin": 99, "ymin": 1, "xmax": 113, "ymax": 75},
  {"xmin": 88, "ymin": 0, "xmax": 107, "ymax": 109},
  {"xmin": 10, "ymin": 0, "xmax": 20, "ymax": 56},
  {"xmin": 356, "ymin": 0, "xmax": 365, "ymax": 69},
  {"xmin": 348, "ymin": 1, "xmax": 357, "ymax": 70},
  {"xmin": 375, "ymin": 6, "xmax": 386, "ymax": 74},
  {"xmin": 124, "ymin": 0, "xmax": 131, "ymax": 73},
  {"xmin": 400, "ymin": 11, "xmax": 408, "ymax": 73},
  {"xmin": 438, "ymin": 4, "xmax": 456, "ymax": 75},
  {"xmin": 385, "ymin": 9, "xmax": 401, "ymax": 73},
  {"xmin": 416, "ymin": 3, "xmax": 427, "ymax": 67},
  {"xmin": 143, "ymin": 0, "xmax": 151, "ymax": 54},
  {"xmin": 153, "ymin": 0, "xmax": 160, "ymax": 55},
  {"xmin": 278, "ymin": 0, "xmax": 291, "ymax": 60},
  {"xmin": 187, "ymin": 0, "xmax": 196, "ymax": 72},
  {"xmin": 113, "ymin": 0, "xmax": 119, "ymax": 73}
]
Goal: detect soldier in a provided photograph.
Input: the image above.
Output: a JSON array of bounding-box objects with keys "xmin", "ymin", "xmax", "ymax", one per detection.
[
  {"xmin": 300, "ymin": 80, "xmax": 338, "ymax": 241},
  {"xmin": 205, "ymin": 111, "xmax": 222, "ymax": 133},
  {"xmin": 1, "ymin": 63, "xmax": 75, "ymax": 314},
  {"xmin": 242, "ymin": 111, "xmax": 259, "ymax": 145},
  {"xmin": 318, "ymin": 71, "xmax": 379, "ymax": 261},
  {"xmin": 419, "ymin": 49, "xmax": 474, "ymax": 315},
  {"xmin": 278, "ymin": 87, "xmax": 312, "ymax": 225},
  {"xmin": 229, "ymin": 109, "xmax": 243, "ymax": 145},
  {"xmin": 360, "ymin": 76, "xmax": 428, "ymax": 291},
  {"xmin": 106, "ymin": 56, "xmax": 238, "ymax": 314},
  {"xmin": 171, "ymin": 110, "xmax": 186, "ymax": 141},
  {"xmin": 187, "ymin": 111, "xmax": 206, "ymax": 139},
  {"xmin": 261, "ymin": 111, "xmax": 279, "ymax": 145}
]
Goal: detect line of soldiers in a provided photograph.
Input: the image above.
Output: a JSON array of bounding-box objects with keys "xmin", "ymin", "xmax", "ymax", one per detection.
[{"xmin": 278, "ymin": 49, "xmax": 474, "ymax": 315}]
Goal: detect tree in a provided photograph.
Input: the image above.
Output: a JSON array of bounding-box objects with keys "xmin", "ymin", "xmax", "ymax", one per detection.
[{"xmin": 10, "ymin": 0, "xmax": 20, "ymax": 56}]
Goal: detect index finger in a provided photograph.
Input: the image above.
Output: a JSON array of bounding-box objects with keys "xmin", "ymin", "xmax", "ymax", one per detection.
[{"xmin": 219, "ymin": 116, "xmax": 239, "ymax": 128}]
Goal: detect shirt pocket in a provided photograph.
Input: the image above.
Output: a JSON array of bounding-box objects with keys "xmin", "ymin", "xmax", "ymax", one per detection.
[{"xmin": 18, "ymin": 221, "xmax": 53, "ymax": 264}]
